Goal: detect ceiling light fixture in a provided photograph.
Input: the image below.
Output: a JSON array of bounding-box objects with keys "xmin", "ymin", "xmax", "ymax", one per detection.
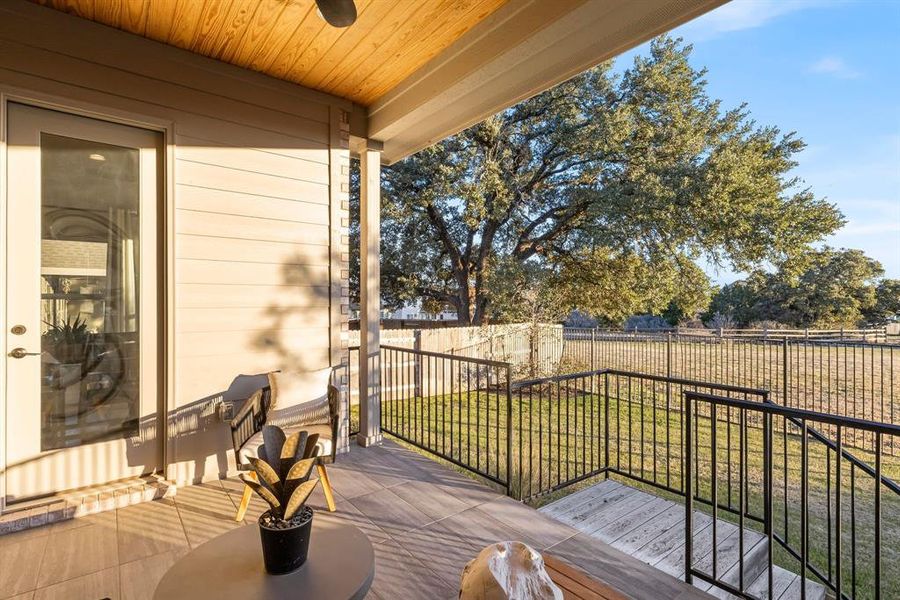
[
  {"xmin": 315, "ymin": 0, "xmax": 357, "ymax": 27},
  {"xmin": 89, "ymin": 153, "xmax": 106, "ymax": 161}
]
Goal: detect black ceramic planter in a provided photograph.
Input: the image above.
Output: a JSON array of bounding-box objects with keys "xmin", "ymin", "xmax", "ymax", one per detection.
[{"xmin": 258, "ymin": 506, "xmax": 314, "ymax": 575}]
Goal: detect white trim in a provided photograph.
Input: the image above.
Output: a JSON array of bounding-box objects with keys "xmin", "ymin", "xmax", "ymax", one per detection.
[
  {"xmin": 0, "ymin": 92, "xmax": 8, "ymax": 513},
  {"xmin": 0, "ymin": 87, "xmax": 174, "ymax": 512}
]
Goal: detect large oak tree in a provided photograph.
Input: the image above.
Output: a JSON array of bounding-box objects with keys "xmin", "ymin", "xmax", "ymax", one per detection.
[{"xmin": 361, "ymin": 37, "xmax": 844, "ymax": 325}]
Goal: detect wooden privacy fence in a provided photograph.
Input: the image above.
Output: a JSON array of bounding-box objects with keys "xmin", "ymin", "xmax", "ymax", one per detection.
[{"xmin": 346, "ymin": 323, "xmax": 564, "ymax": 405}]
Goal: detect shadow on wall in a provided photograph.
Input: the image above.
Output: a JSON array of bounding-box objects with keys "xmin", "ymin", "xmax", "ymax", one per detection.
[{"xmin": 166, "ymin": 259, "xmax": 338, "ymax": 484}]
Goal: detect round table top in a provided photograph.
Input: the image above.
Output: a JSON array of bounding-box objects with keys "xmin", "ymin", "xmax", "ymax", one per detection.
[{"xmin": 154, "ymin": 517, "xmax": 374, "ymax": 600}]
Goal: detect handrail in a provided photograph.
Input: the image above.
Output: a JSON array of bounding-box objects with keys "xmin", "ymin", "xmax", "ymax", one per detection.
[
  {"xmin": 685, "ymin": 391, "xmax": 900, "ymax": 437},
  {"xmin": 380, "ymin": 343, "xmax": 513, "ymax": 368},
  {"xmin": 761, "ymin": 398, "xmax": 900, "ymax": 496}
]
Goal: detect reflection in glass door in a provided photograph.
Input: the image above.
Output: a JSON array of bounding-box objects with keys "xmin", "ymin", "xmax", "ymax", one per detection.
[
  {"xmin": 40, "ymin": 133, "xmax": 142, "ymax": 450},
  {"xmin": 5, "ymin": 103, "xmax": 161, "ymax": 503}
]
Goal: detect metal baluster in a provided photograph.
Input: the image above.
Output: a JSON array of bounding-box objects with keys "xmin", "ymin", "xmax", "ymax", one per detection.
[
  {"xmin": 628, "ymin": 376, "xmax": 633, "ymax": 476},
  {"xmin": 835, "ymin": 424, "xmax": 842, "ymax": 600},
  {"xmin": 556, "ymin": 379, "xmax": 561, "ymax": 487},
  {"xmin": 712, "ymin": 402, "xmax": 718, "ymax": 582},
  {"xmin": 604, "ymin": 374, "xmax": 610, "ymax": 477},
  {"xmin": 641, "ymin": 378, "xmax": 646, "ymax": 480},
  {"xmin": 476, "ymin": 364, "xmax": 481, "ymax": 473},
  {"xmin": 739, "ymin": 408, "xmax": 746, "ymax": 592},
  {"xmin": 666, "ymin": 334, "xmax": 672, "ymax": 488},
  {"xmin": 874, "ymin": 432, "xmax": 882, "ymax": 600},
  {"xmin": 851, "ymin": 465, "xmax": 856, "ymax": 598},
  {"xmin": 801, "ymin": 419, "xmax": 808, "ymax": 600},
  {"xmin": 827, "ymin": 444, "xmax": 832, "ymax": 583},
  {"xmin": 538, "ymin": 381, "xmax": 544, "ymax": 494},
  {"xmin": 764, "ymin": 411, "xmax": 774, "ymax": 600},
  {"xmin": 506, "ymin": 366, "xmax": 513, "ymax": 498},
  {"xmin": 684, "ymin": 392, "xmax": 694, "ymax": 584},
  {"xmin": 566, "ymin": 378, "xmax": 571, "ymax": 483}
]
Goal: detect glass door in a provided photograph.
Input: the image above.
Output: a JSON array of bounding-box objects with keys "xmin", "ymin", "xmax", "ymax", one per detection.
[{"xmin": 5, "ymin": 102, "xmax": 162, "ymax": 503}]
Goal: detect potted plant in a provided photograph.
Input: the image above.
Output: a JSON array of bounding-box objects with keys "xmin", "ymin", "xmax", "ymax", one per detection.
[
  {"xmin": 41, "ymin": 316, "xmax": 93, "ymax": 425},
  {"xmin": 239, "ymin": 425, "xmax": 322, "ymax": 574},
  {"xmin": 42, "ymin": 315, "xmax": 92, "ymax": 370}
]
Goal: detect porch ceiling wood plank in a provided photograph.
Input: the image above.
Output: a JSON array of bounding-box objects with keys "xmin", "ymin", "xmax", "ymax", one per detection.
[
  {"xmin": 29, "ymin": 0, "xmax": 511, "ymax": 106},
  {"xmin": 322, "ymin": 0, "xmax": 500, "ymax": 101}
]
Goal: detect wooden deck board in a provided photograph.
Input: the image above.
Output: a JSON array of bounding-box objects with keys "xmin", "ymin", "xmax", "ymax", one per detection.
[
  {"xmin": 2, "ymin": 441, "xmax": 716, "ymax": 600},
  {"xmin": 539, "ymin": 479, "xmax": 828, "ymax": 600}
]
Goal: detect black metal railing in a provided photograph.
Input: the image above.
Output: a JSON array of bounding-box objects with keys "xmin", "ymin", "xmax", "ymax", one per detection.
[
  {"xmin": 511, "ymin": 370, "xmax": 771, "ymax": 510},
  {"xmin": 685, "ymin": 390, "xmax": 900, "ymax": 600},
  {"xmin": 350, "ymin": 344, "xmax": 896, "ymax": 599},
  {"xmin": 379, "ymin": 344, "xmax": 514, "ymax": 492}
]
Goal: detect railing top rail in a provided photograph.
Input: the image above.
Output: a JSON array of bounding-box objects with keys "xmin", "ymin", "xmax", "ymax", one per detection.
[
  {"xmin": 685, "ymin": 390, "xmax": 900, "ymax": 436},
  {"xmin": 604, "ymin": 369, "xmax": 770, "ymax": 396},
  {"xmin": 512, "ymin": 369, "xmax": 600, "ymax": 388},
  {"xmin": 512, "ymin": 368, "xmax": 770, "ymax": 397},
  {"xmin": 380, "ymin": 344, "xmax": 512, "ymax": 369}
]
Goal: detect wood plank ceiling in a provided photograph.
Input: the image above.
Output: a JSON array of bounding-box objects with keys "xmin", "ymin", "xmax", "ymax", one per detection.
[{"xmin": 28, "ymin": 0, "xmax": 509, "ymax": 106}]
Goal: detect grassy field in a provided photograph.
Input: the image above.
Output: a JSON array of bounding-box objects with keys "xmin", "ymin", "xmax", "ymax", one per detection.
[{"xmin": 355, "ymin": 384, "xmax": 900, "ymax": 599}]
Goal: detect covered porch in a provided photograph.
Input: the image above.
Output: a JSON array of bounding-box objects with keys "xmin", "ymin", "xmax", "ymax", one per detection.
[
  {"xmin": 0, "ymin": 0, "xmax": 740, "ymax": 598},
  {"xmin": 0, "ymin": 438, "xmax": 707, "ymax": 599}
]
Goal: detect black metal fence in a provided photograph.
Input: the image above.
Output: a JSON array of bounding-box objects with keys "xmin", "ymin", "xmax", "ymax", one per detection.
[
  {"xmin": 379, "ymin": 344, "xmax": 514, "ymax": 492},
  {"xmin": 559, "ymin": 331, "xmax": 900, "ymax": 455},
  {"xmin": 510, "ymin": 370, "xmax": 771, "ymax": 506}
]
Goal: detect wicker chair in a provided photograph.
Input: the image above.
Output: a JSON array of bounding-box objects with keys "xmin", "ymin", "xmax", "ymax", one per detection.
[{"xmin": 229, "ymin": 372, "xmax": 339, "ymax": 521}]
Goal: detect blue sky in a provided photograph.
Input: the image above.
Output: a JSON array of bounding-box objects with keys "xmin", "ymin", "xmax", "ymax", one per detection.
[{"xmin": 621, "ymin": 0, "xmax": 900, "ymax": 285}]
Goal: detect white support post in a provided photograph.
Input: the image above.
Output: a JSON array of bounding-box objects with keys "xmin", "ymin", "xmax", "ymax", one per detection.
[{"xmin": 358, "ymin": 144, "xmax": 382, "ymax": 447}]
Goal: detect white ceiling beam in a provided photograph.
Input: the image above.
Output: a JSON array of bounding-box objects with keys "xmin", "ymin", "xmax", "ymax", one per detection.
[{"xmin": 369, "ymin": 0, "xmax": 727, "ymax": 164}]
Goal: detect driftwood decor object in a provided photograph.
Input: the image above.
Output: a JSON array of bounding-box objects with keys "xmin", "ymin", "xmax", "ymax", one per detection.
[{"xmin": 459, "ymin": 542, "xmax": 564, "ymax": 600}]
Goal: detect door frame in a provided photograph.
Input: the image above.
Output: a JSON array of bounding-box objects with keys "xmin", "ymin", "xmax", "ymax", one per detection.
[{"xmin": 0, "ymin": 88, "xmax": 175, "ymax": 514}]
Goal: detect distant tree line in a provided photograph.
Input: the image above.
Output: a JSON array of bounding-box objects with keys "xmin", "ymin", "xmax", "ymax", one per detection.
[{"xmin": 702, "ymin": 248, "xmax": 900, "ymax": 328}]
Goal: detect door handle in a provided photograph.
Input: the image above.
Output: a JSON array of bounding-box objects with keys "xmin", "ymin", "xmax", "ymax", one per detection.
[{"xmin": 8, "ymin": 347, "xmax": 40, "ymax": 359}]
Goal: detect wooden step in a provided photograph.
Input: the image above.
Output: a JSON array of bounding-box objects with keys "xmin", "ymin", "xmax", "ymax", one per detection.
[{"xmin": 540, "ymin": 480, "xmax": 831, "ymax": 600}]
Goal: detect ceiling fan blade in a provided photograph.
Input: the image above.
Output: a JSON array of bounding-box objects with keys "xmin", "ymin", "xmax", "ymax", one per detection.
[{"xmin": 315, "ymin": 0, "xmax": 357, "ymax": 28}]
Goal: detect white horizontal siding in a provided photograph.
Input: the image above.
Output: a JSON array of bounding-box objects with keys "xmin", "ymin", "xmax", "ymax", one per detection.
[{"xmin": 0, "ymin": 2, "xmax": 344, "ymax": 485}]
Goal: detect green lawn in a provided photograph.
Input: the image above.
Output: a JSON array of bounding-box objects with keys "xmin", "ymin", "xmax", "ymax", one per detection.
[{"xmin": 355, "ymin": 384, "xmax": 899, "ymax": 599}]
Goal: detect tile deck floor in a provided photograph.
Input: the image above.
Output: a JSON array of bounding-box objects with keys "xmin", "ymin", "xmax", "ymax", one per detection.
[{"xmin": 0, "ymin": 439, "xmax": 711, "ymax": 600}]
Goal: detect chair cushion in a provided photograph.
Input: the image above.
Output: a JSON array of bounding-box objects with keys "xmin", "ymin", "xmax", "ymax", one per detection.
[{"xmin": 238, "ymin": 423, "xmax": 332, "ymax": 465}]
